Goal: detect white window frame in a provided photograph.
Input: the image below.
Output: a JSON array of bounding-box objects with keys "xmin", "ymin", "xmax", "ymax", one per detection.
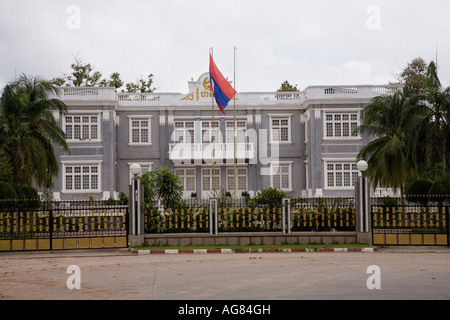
[
  {"xmin": 61, "ymin": 161, "xmax": 102, "ymax": 193},
  {"xmin": 324, "ymin": 112, "xmax": 360, "ymax": 139},
  {"xmin": 269, "ymin": 161, "xmax": 293, "ymax": 192},
  {"xmin": 226, "ymin": 167, "xmax": 248, "ymax": 193},
  {"xmin": 201, "ymin": 121, "xmax": 220, "ymax": 143},
  {"xmin": 128, "ymin": 116, "xmax": 152, "ymax": 146},
  {"xmin": 173, "ymin": 121, "xmax": 195, "ymax": 143},
  {"xmin": 63, "ymin": 113, "xmax": 101, "ymax": 142},
  {"xmin": 201, "ymin": 167, "xmax": 221, "ymax": 192},
  {"xmin": 269, "ymin": 114, "xmax": 292, "ymax": 144},
  {"xmin": 226, "ymin": 120, "xmax": 247, "ymax": 144},
  {"xmin": 174, "ymin": 167, "xmax": 196, "ymax": 196},
  {"xmin": 324, "ymin": 160, "xmax": 359, "ymax": 190},
  {"xmin": 128, "ymin": 162, "xmax": 153, "ymax": 185}
]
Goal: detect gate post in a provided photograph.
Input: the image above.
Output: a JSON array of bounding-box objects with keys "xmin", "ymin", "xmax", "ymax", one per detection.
[
  {"xmin": 209, "ymin": 198, "xmax": 218, "ymax": 235},
  {"xmin": 355, "ymin": 160, "xmax": 372, "ymax": 245},
  {"xmin": 129, "ymin": 164, "xmax": 144, "ymax": 247}
]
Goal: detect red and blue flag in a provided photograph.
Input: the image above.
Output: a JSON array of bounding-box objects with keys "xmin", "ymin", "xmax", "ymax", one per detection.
[{"xmin": 209, "ymin": 53, "xmax": 237, "ymax": 114}]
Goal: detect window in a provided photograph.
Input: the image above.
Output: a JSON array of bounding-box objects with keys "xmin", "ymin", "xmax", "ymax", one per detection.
[
  {"xmin": 129, "ymin": 117, "xmax": 151, "ymax": 145},
  {"xmin": 65, "ymin": 115, "xmax": 99, "ymax": 141},
  {"xmin": 270, "ymin": 162, "xmax": 292, "ymax": 191},
  {"xmin": 226, "ymin": 121, "xmax": 247, "ymax": 143},
  {"xmin": 325, "ymin": 113, "xmax": 359, "ymax": 138},
  {"xmin": 202, "ymin": 121, "xmax": 220, "ymax": 143},
  {"xmin": 173, "ymin": 121, "xmax": 194, "ymax": 143},
  {"xmin": 227, "ymin": 167, "xmax": 247, "ymax": 192},
  {"xmin": 64, "ymin": 163, "xmax": 101, "ymax": 192},
  {"xmin": 175, "ymin": 168, "xmax": 196, "ymax": 192},
  {"xmin": 202, "ymin": 168, "xmax": 220, "ymax": 191},
  {"xmin": 326, "ymin": 162, "xmax": 359, "ymax": 188},
  {"xmin": 270, "ymin": 116, "xmax": 290, "ymax": 142}
]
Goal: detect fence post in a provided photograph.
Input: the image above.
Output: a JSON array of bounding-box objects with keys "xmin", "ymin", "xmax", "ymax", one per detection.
[
  {"xmin": 282, "ymin": 198, "xmax": 291, "ymax": 235},
  {"xmin": 49, "ymin": 209, "xmax": 53, "ymax": 251},
  {"xmin": 209, "ymin": 198, "xmax": 218, "ymax": 235}
]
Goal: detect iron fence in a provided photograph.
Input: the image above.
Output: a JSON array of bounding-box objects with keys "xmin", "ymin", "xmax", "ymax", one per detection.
[
  {"xmin": 144, "ymin": 197, "xmax": 356, "ymax": 234},
  {"xmin": 371, "ymin": 203, "xmax": 450, "ymax": 246},
  {"xmin": 0, "ymin": 200, "xmax": 128, "ymax": 250}
]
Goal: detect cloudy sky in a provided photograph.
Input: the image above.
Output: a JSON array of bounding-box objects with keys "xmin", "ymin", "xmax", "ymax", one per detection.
[{"xmin": 0, "ymin": 0, "xmax": 449, "ymax": 93}]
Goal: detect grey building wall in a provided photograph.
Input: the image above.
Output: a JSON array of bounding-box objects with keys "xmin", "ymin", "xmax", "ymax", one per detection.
[{"xmin": 49, "ymin": 80, "xmax": 400, "ymax": 200}]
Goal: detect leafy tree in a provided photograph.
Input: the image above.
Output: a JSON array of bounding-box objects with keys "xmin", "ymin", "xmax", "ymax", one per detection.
[
  {"xmin": 0, "ymin": 74, "xmax": 69, "ymax": 187},
  {"xmin": 394, "ymin": 57, "xmax": 428, "ymax": 97},
  {"xmin": 65, "ymin": 57, "xmax": 102, "ymax": 87},
  {"xmin": 125, "ymin": 74, "xmax": 156, "ymax": 93},
  {"xmin": 99, "ymin": 72, "xmax": 124, "ymax": 89},
  {"xmin": 277, "ymin": 80, "xmax": 299, "ymax": 92},
  {"xmin": 51, "ymin": 57, "xmax": 155, "ymax": 93}
]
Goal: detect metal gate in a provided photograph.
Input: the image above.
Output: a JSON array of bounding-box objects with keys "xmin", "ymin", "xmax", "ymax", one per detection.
[
  {"xmin": 372, "ymin": 204, "xmax": 449, "ymax": 246},
  {"xmin": 0, "ymin": 200, "xmax": 128, "ymax": 251}
]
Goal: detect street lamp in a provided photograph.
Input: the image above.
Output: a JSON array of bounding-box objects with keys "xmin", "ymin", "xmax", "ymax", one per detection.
[
  {"xmin": 357, "ymin": 160, "xmax": 368, "ymax": 173},
  {"xmin": 130, "ymin": 163, "xmax": 141, "ymax": 177},
  {"xmin": 356, "ymin": 160, "xmax": 370, "ymax": 235}
]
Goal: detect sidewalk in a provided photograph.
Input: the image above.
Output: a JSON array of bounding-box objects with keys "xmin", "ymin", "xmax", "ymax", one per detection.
[
  {"xmin": 1, "ymin": 246, "xmax": 449, "ymax": 259},
  {"xmin": 376, "ymin": 246, "xmax": 450, "ymax": 253}
]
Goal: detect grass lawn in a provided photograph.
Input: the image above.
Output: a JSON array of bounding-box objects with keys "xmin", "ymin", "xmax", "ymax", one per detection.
[{"xmin": 133, "ymin": 243, "xmax": 373, "ymax": 251}]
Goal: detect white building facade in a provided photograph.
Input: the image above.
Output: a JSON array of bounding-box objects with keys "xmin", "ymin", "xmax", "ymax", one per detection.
[{"xmin": 50, "ymin": 72, "xmax": 402, "ymax": 200}]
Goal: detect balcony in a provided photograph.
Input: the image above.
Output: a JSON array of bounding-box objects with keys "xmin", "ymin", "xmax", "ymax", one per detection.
[{"xmin": 168, "ymin": 143, "xmax": 255, "ymax": 164}]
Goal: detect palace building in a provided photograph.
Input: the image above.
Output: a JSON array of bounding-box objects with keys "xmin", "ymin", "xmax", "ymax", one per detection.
[{"xmin": 49, "ymin": 72, "xmax": 402, "ymax": 200}]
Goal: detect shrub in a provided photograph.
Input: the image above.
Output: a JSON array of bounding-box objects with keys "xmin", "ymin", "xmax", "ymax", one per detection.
[
  {"xmin": 0, "ymin": 181, "xmax": 17, "ymax": 210},
  {"xmin": 118, "ymin": 192, "xmax": 129, "ymax": 205},
  {"xmin": 20, "ymin": 185, "xmax": 41, "ymax": 209},
  {"xmin": 429, "ymin": 174, "xmax": 450, "ymax": 203},
  {"xmin": 252, "ymin": 187, "xmax": 286, "ymax": 208},
  {"xmin": 406, "ymin": 180, "xmax": 432, "ymax": 205}
]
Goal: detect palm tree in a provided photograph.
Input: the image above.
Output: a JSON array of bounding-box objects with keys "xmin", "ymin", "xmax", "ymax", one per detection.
[
  {"xmin": 356, "ymin": 91, "xmax": 423, "ymax": 195},
  {"xmin": 140, "ymin": 166, "xmax": 183, "ymax": 211},
  {"xmin": 411, "ymin": 61, "xmax": 450, "ymax": 178},
  {"xmin": 0, "ymin": 74, "xmax": 69, "ymax": 188}
]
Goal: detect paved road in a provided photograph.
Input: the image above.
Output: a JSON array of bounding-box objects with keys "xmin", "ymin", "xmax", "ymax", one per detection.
[{"xmin": 1, "ymin": 247, "xmax": 450, "ymax": 300}]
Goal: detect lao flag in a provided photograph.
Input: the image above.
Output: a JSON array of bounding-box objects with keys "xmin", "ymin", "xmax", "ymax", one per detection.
[{"xmin": 209, "ymin": 53, "xmax": 237, "ymax": 114}]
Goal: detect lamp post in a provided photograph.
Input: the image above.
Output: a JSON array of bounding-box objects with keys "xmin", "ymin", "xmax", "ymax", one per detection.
[
  {"xmin": 356, "ymin": 160, "xmax": 370, "ymax": 235},
  {"xmin": 129, "ymin": 163, "xmax": 142, "ymax": 237}
]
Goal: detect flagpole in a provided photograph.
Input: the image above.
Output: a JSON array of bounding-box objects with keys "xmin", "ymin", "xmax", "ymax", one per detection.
[
  {"xmin": 210, "ymin": 47, "xmax": 216, "ymax": 196},
  {"xmin": 233, "ymin": 47, "xmax": 237, "ymax": 207}
]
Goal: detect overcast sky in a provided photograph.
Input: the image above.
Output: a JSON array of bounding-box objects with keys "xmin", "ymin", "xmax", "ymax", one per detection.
[{"xmin": 1, "ymin": 0, "xmax": 449, "ymax": 93}]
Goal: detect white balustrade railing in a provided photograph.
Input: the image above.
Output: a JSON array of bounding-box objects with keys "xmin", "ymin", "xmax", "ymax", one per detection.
[
  {"xmin": 54, "ymin": 85, "xmax": 402, "ymax": 103},
  {"xmin": 117, "ymin": 93, "xmax": 160, "ymax": 102},
  {"xmin": 56, "ymin": 87, "xmax": 116, "ymax": 100}
]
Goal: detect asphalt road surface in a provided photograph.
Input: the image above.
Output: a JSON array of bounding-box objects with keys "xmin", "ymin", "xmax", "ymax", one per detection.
[{"xmin": 1, "ymin": 247, "xmax": 450, "ymax": 300}]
